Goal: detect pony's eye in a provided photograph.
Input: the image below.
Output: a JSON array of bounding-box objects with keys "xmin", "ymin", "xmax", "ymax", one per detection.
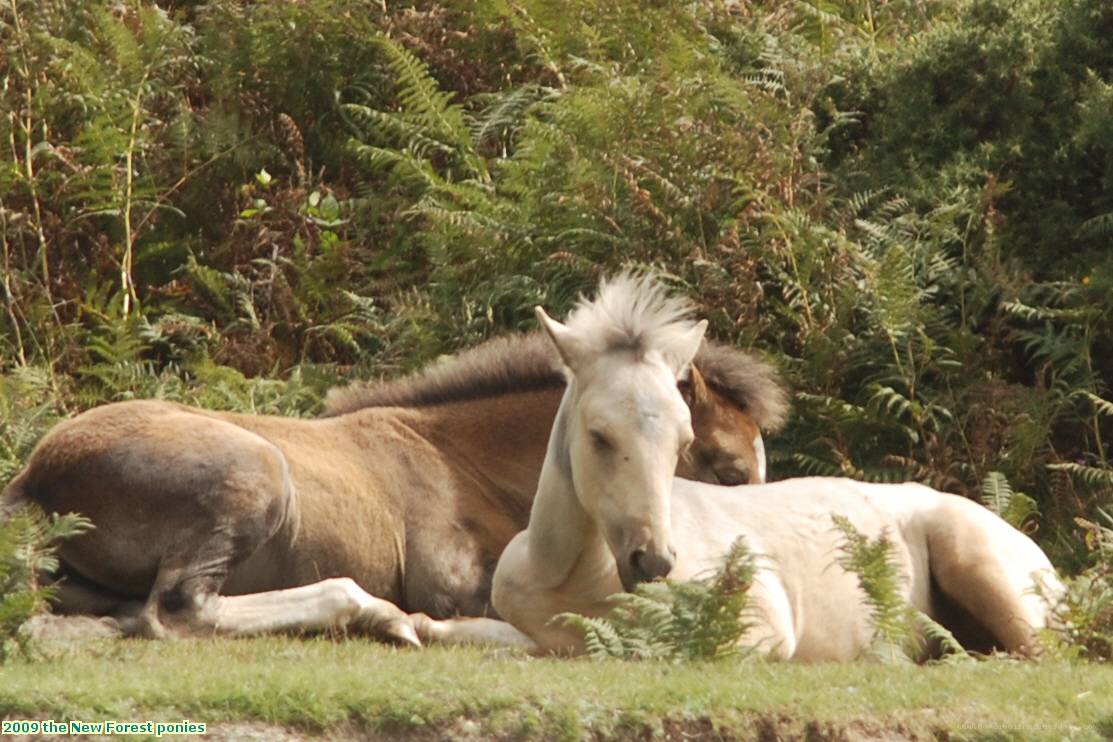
[{"xmin": 590, "ymin": 430, "xmax": 613, "ymax": 452}]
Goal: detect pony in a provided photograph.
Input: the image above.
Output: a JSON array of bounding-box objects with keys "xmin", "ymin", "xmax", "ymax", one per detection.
[
  {"xmin": 0, "ymin": 326, "xmax": 785, "ymax": 642},
  {"xmin": 476, "ymin": 275, "xmax": 1061, "ymax": 659}
]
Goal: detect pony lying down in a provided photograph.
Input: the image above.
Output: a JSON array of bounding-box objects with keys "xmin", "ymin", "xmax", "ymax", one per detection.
[{"xmin": 416, "ymin": 274, "xmax": 1063, "ymax": 660}]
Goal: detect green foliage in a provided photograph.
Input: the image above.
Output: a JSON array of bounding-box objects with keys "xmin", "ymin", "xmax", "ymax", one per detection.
[
  {"xmin": 0, "ymin": 369, "xmax": 64, "ymax": 486},
  {"xmin": 559, "ymin": 538, "xmax": 756, "ymax": 661},
  {"xmin": 834, "ymin": 0, "xmax": 1113, "ymax": 275},
  {"xmin": 980, "ymin": 472, "xmax": 1038, "ymax": 530},
  {"xmin": 0, "ymin": 506, "xmax": 92, "ymax": 662},
  {"xmin": 345, "ymin": 35, "xmax": 489, "ymax": 185},
  {"xmin": 1046, "ymin": 511, "xmax": 1113, "ymax": 662},
  {"xmin": 832, "ymin": 515, "xmax": 968, "ymax": 663},
  {"xmin": 832, "ymin": 514, "xmax": 914, "ymax": 661}
]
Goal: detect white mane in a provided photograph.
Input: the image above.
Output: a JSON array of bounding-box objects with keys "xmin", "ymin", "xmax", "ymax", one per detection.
[{"xmin": 563, "ymin": 272, "xmax": 698, "ymax": 359}]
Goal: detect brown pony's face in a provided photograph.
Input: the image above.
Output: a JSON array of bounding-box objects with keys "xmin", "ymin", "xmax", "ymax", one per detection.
[{"xmin": 677, "ymin": 365, "xmax": 766, "ymax": 486}]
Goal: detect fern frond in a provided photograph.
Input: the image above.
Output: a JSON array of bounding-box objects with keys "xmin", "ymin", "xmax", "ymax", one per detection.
[
  {"xmin": 790, "ymin": 452, "xmax": 846, "ymax": 477},
  {"xmin": 980, "ymin": 471, "xmax": 1038, "ymax": 531},
  {"xmin": 1047, "ymin": 463, "xmax": 1113, "ymax": 488},
  {"xmin": 1002, "ymin": 300, "xmax": 1098, "ymax": 324},
  {"xmin": 913, "ymin": 612, "xmax": 971, "ymax": 663},
  {"xmin": 980, "ymin": 471, "xmax": 1014, "ymax": 515},
  {"xmin": 1076, "ymin": 391, "xmax": 1113, "ymax": 418},
  {"xmin": 559, "ymin": 537, "xmax": 756, "ymax": 661},
  {"xmin": 0, "ymin": 505, "xmax": 93, "ymax": 662},
  {"xmin": 1076, "ymin": 212, "xmax": 1113, "ymax": 239},
  {"xmin": 371, "ymin": 36, "xmax": 487, "ymax": 182},
  {"xmin": 831, "ymin": 514, "xmax": 952, "ymax": 663},
  {"xmin": 471, "ymin": 85, "xmax": 559, "ymax": 151}
]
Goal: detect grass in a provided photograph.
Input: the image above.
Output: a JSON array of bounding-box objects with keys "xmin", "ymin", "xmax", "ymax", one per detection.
[{"xmin": 1, "ymin": 637, "xmax": 1111, "ymax": 740}]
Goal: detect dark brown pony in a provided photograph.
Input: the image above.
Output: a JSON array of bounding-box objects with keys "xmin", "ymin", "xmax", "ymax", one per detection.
[{"xmin": 1, "ymin": 332, "xmax": 786, "ymax": 642}]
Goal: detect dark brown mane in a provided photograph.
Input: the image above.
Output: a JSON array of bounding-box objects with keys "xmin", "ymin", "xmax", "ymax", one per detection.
[
  {"xmin": 321, "ymin": 332, "xmax": 789, "ymax": 430},
  {"xmin": 694, "ymin": 342, "xmax": 789, "ymax": 432},
  {"xmin": 321, "ymin": 333, "xmax": 565, "ymax": 416}
]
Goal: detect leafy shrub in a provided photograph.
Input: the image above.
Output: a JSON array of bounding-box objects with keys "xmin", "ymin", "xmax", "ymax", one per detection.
[
  {"xmin": 832, "ymin": 0, "xmax": 1113, "ymax": 276},
  {"xmin": 1048, "ymin": 512, "xmax": 1113, "ymax": 661},
  {"xmin": 0, "ymin": 506, "xmax": 92, "ymax": 661},
  {"xmin": 0, "ymin": 369, "xmax": 65, "ymax": 486},
  {"xmin": 560, "ymin": 538, "xmax": 756, "ymax": 661}
]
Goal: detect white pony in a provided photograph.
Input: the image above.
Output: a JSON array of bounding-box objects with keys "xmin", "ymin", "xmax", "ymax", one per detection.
[{"xmin": 430, "ymin": 273, "xmax": 1062, "ymax": 660}]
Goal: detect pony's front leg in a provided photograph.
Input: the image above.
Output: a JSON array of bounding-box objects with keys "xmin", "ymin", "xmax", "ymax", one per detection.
[
  {"xmin": 488, "ymin": 534, "xmax": 599, "ymax": 654},
  {"xmin": 409, "ymin": 614, "xmax": 538, "ymax": 650},
  {"xmin": 200, "ymin": 578, "xmax": 421, "ymax": 646}
]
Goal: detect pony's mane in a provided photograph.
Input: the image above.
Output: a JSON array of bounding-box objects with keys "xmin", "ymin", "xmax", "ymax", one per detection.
[
  {"xmin": 562, "ymin": 272, "xmax": 697, "ymax": 360},
  {"xmin": 322, "ymin": 275, "xmax": 789, "ymax": 431},
  {"xmin": 321, "ymin": 332, "xmax": 564, "ymax": 416},
  {"xmin": 695, "ymin": 343, "xmax": 789, "ymax": 432}
]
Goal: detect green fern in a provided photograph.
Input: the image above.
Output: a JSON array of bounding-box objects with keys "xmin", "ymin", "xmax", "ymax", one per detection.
[
  {"xmin": 832, "ymin": 515, "xmax": 970, "ymax": 663},
  {"xmin": 1043, "ymin": 512, "xmax": 1113, "ymax": 661},
  {"xmin": 183, "ymin": 254, "xmax": 238, "ymax": 318},
  {"xmin": 831, "ymin": 514, "xmax": 912, "ymax": 661},
  {"xmin": 980, "ymin": 472, "xmax": 1038, "ymax": 530},
  {"xmin": 0, "ymin": 505, "xmax": 93, "ymax": 662},
  {"xmin": 1077, "ymin": 391, "xmax": 1113, "ymax": 419},
  {"xmin": 1076, "ymin": 212, "xmax": 1113, "ymax": 239},
  {"xmin": 0, "ymin": 369, "xmax": 64, "ymax": 486},
  {"xmin": 1001, "ymin": 300, "xmax": 1098, "ymax": 324},
  {"xmin": 344, "ymin": 36, "xmax": 487, "ymax": 185},
  {"xmin": 1046, "ymin": 463, "xmax": 1113, "ymax": 489},
  {"xmin": 912, "ymin": 612, "xmax": 969, "ymax": 663},
  {"xmin": 558, "ymin": 537, "xmax": 756, "ymax": 661},
  {"xmin": 471, "ymin": 85, "xmax": 559, "ymax": 153}
]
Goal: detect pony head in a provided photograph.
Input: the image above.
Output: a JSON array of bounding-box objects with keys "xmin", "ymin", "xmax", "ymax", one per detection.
[
  {"xmin": 537, "ymin": 273, "xmax": 706, "ymax": 591},
  {"xmin": 678, "ymin": 364, "xmax": 768, "ymax": 485}
]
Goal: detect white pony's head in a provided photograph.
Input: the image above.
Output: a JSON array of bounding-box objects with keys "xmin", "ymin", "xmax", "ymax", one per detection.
[{"xmin": 536, "ymin": 273, "xmax": 707, "ymax": 591}]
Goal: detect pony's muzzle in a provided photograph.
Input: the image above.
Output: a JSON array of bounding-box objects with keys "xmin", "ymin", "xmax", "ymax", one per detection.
[
  {"xmin": 622, "ymin": 544, "xmax": 676, "ymax": 590},
  {"xmin": 713, "ymin": 457, "xmax": 752, "ymax": 486}
]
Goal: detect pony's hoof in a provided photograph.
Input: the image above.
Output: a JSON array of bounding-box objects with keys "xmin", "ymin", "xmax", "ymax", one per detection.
[
  {"xmin": 384, "ymin": 618, "xmax": 422, "ymax": 648},
  {"xmin": 408, "ymin": 612, "xmax": 441, "ymax": 644}
]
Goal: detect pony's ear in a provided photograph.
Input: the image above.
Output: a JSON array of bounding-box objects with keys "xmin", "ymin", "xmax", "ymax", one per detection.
[
  {"xmin": 536, "ymin": 306, "xmax": 591, "ymax": 372},
  {"xmin": 678, "ymin": 362, "xmax": 710, "ymax": 407},
  {"xmin": 662, "ymin": 319, "xmax": 707, "ymax": 379}
]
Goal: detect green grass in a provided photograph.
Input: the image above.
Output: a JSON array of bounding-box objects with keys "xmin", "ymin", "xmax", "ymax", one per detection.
[{"xmin": 2, "ymin": 638, "xmax": 1111, "ymax": 740}]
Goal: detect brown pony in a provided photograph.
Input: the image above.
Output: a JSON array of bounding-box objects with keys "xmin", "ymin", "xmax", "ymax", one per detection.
[{"xmin": 1, "ymin": 332, "xmax": 786, "ymax": 642}]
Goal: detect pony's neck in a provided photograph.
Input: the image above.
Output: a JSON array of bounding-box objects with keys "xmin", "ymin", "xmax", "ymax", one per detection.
[
  {"xmin": 524, "ymin": 383, "xmax": 612, "ymax": 590},
  {"xmin": 401, "ymin": 387, "xmax": 562, "ymax": 507}
]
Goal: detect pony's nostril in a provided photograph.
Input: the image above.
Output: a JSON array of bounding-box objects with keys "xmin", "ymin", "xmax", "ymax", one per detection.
[
  {"xmin": 630, "ymin": 548, "xmax": 674, "ymax": 582},
  {"xmin": 717, "ymin": 458, "xmax": 750, "ymax": 486},
  {"xmin": 630, "ymin": 549, "xmax": 647, "ymax": 573}
]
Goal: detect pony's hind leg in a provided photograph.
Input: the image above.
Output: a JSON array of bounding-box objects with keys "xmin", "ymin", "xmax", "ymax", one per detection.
[
  {"xmin": 138, "ymin": 535, "xmax": 421, "ymax": 645},
  {"xmin": 120, "ymin": 429, "xmax": 413, "ymax": 642},
  {"xmin": 50, "ymin": 568, "xmax": 143, "ymax": 618},
  {"xmin": 48, "ymin": 571, "xmax": 144, "ymax": 635},
  {"xmin": 926, "ymin": 495, "xmax": 1059, "ymax": 656},
  {"xmin": 133, "ymin": 469, "xmax": 419, "ymax": 644},
  {"xmin": 130, "ymin": 442, "xmax": 293, "ymax": 639}
]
